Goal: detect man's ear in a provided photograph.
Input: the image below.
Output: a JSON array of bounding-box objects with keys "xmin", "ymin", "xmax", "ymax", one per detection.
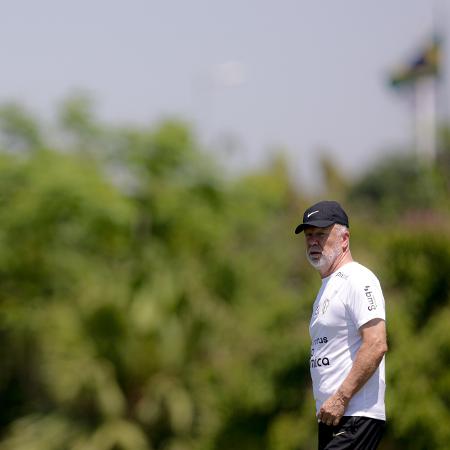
[{"xmin": 342, "ymin": 230, "xmax": 350, "ymax": 251}]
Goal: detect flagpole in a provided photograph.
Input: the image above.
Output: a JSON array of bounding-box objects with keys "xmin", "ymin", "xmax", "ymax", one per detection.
[
  {"xmin": 433, "ymin": 0, "xmax": 448, "ymax": 138},
  {"xmin": 413, "ymin": 75, "xmax": 437, "ymax": 162}
]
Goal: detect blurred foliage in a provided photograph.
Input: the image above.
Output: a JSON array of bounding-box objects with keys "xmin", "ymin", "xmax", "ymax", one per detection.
[{"xmin": 0, "ymin": 95, "xmax": 449, "ymax": 449}]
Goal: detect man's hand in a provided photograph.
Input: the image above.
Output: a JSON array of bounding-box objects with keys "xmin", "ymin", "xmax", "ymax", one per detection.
[{"xmin": 317, "ymin": 391, "xmax": 349, "ymax": 426}]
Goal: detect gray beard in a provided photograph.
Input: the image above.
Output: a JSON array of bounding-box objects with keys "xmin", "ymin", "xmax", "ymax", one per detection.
[
  {"xmin": 306, "ymin": 252, "xmax": 331, "ymax": 270},
  {"xmin": 306, "ymin": 244, "xmax": 342, "ymax": 271}
]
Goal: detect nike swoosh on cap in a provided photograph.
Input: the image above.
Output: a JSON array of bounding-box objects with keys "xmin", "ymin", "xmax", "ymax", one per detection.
[{"xmin": 307, "ymin": 210, "xmax": 319, "ymax": 218}]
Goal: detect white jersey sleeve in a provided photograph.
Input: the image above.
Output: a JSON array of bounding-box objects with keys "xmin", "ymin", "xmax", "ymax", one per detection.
[{"xmin": 345, "ymin": 268, "xmax": 386, "ymax": 329}]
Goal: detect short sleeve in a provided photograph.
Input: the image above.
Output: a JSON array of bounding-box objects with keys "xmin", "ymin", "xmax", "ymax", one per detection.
[{"xmin": 345, "ymin": 271, "xmax": 386, "ymax": 329}]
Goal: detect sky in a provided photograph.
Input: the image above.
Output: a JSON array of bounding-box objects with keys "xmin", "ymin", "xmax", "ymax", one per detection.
[{"xmin": 0, "ymin": 0, "xmax": 448, "ymax": 191}]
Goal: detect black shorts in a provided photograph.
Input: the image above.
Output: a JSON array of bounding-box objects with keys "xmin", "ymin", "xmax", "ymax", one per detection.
[{"xmin": 318, "ymin": 416, "xmax": 386, "ymax": 450}]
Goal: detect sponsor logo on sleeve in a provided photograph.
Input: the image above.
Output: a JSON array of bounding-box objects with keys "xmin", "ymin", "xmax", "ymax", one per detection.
[{"xmin": 364, "ymin": 286, "xmax": 377, "ymax": 311}]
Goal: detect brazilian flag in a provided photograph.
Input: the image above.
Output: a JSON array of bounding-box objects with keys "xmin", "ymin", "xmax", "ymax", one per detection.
[{"xmin": 390, "ymin": 35, "xmax": 442, "ymax": 88}]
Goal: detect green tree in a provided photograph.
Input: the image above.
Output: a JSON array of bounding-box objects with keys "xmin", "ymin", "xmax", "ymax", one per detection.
[{"xmin": 0, "ymin": 96, "xmax": 449, "ymax": 450}]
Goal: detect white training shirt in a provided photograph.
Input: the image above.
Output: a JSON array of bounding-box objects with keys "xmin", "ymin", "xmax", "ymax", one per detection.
[{"xmin": 309, "ymin": 261, "xmax": 386, "ymax": 420}]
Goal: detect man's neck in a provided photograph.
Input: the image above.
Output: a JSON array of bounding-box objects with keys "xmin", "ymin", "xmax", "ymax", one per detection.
[{"xmin": 320, "ymin": 251, "xmax": 353, "ymax": 279}]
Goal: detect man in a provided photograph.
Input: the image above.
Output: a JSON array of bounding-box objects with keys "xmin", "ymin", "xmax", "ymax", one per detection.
[{"xmin": 295, "ymin": 200, "xmax": 387, "ymax": 450}]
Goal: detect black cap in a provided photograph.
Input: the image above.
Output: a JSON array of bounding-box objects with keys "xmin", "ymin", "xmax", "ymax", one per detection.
[{"xmin": 294, "ymin": 200, "xmax": 349, "ymax": 234}]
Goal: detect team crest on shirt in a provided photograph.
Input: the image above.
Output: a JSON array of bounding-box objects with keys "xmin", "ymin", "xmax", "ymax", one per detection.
[
  {"xmin": 312, "ymin": 298, "xmax": 331, "ymax": 318},
  {"xmin": 321, "ymin": 298, "xmax": 330, "ymax": 314},
  {"xmin": 313, "ymin": 298, "xmax": 330, "ymax": 318}
]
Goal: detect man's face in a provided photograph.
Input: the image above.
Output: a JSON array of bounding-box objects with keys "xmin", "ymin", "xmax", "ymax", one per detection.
[{"xmin": 304, "ymin": 225, "xmax": 343, "ymax": 271}]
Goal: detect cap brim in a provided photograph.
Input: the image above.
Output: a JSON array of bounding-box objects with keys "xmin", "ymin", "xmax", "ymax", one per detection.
[{"xmin": 294, "ymin": 220, "xmax": 335, "ymax": 234}]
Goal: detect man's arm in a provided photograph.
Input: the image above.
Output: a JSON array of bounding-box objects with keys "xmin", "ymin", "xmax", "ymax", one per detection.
[{"xmin": 317, "ymin": 318, "xmax": 388, "ymax": 426}]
